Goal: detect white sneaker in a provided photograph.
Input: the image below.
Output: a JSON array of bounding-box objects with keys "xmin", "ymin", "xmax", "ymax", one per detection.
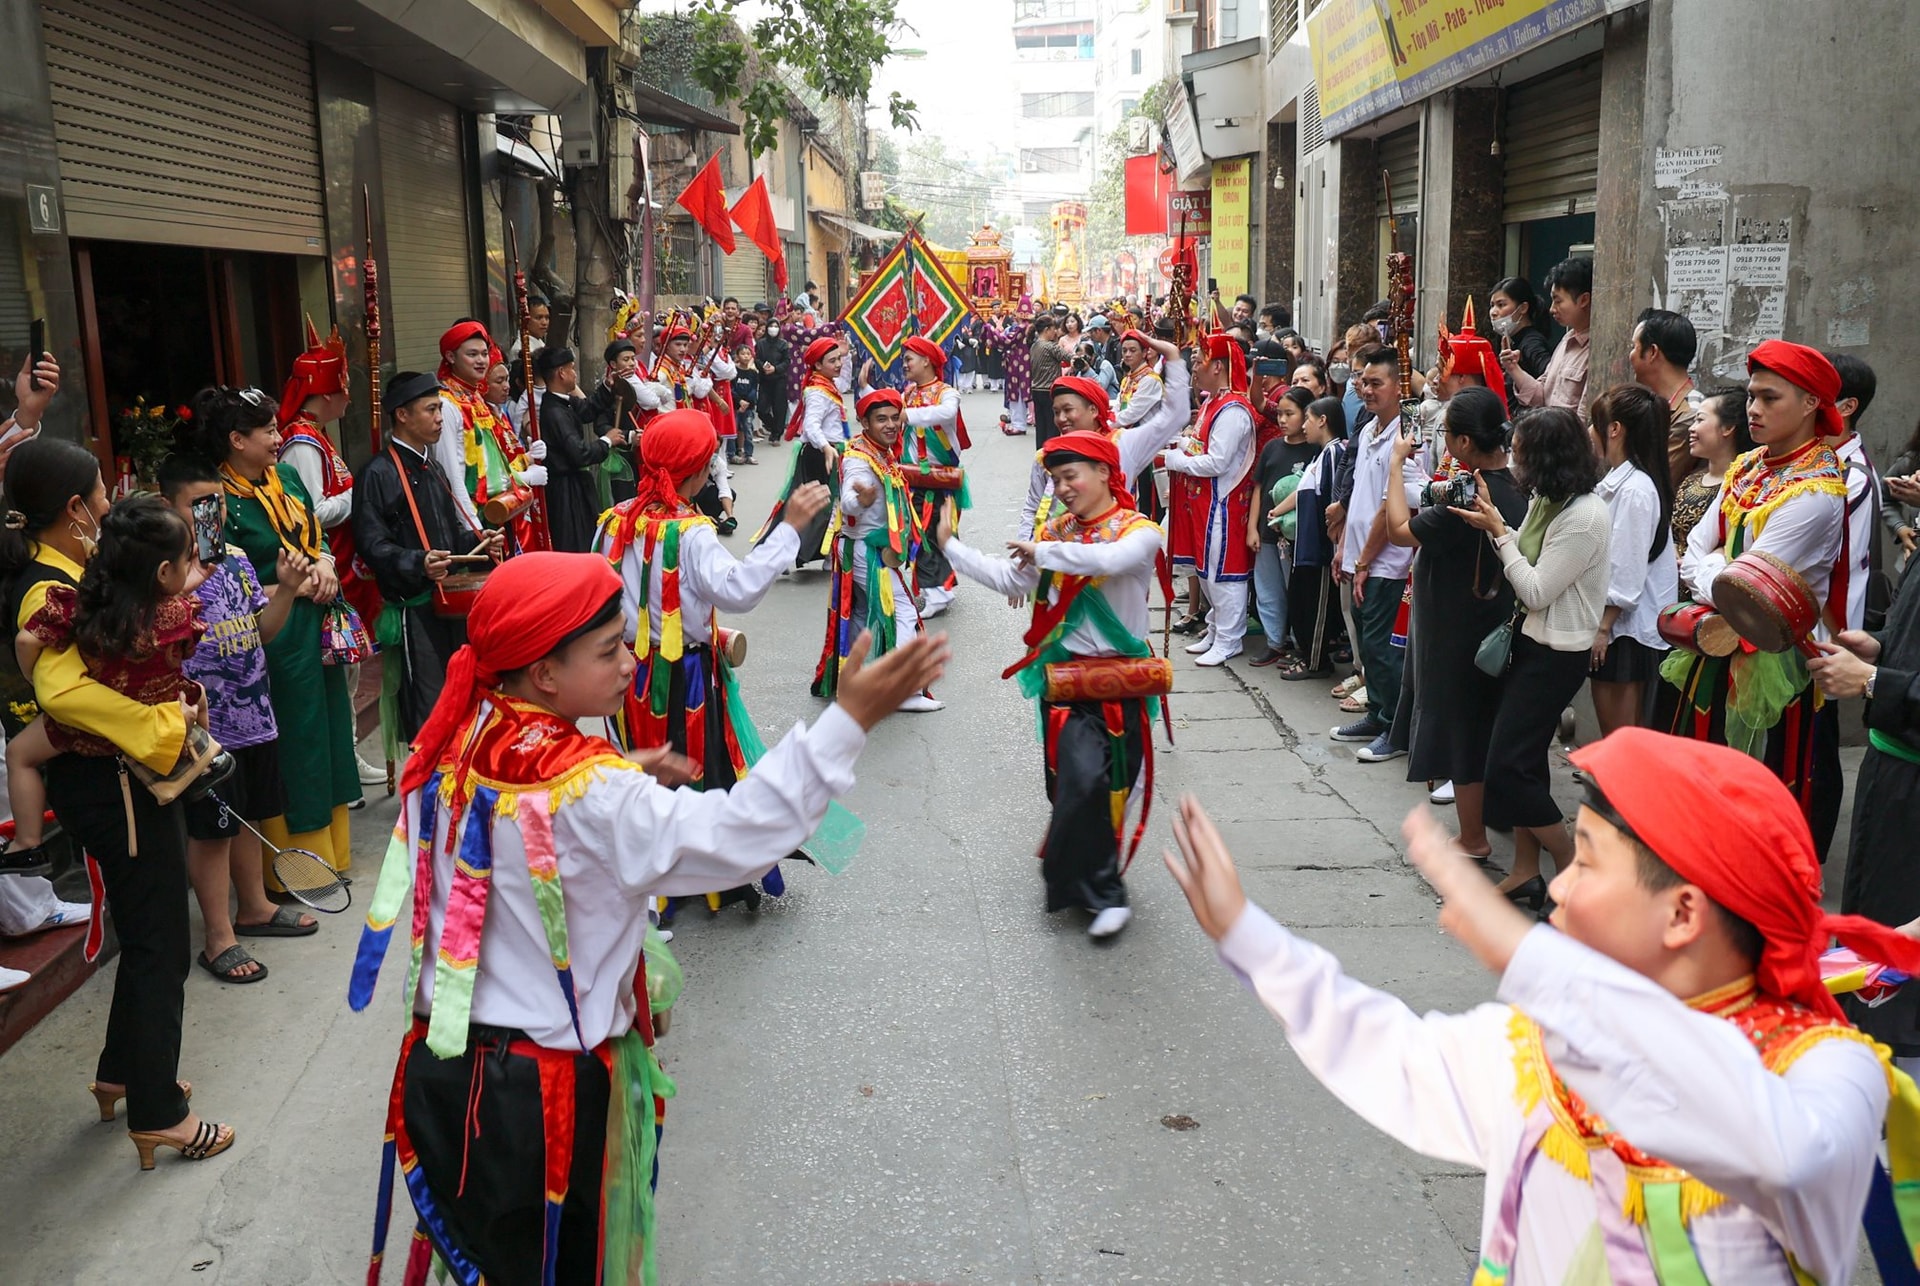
[
  {"xmin": 356, "ymin": 755, "xmax": 388, "ymax": 787},
  {"xmin": 1430, "ymin": 779, "xmax": 1456, "ymax": 805},
  {"xmin": 1088, "ymin": 906, "xmax": 1132, "ymax": 938},
  {"xmin": 921, "ymin": 588, "xmax": 952, "ymax": 619},
  {"xmin": 1184, "ymin": 632, "xmax": 1216, "ymax": 655},
  {"xmin": 32, "ymin": 899, "xmax": 91, "ymax": 933},
  {"xmin": 1194, "ymin": 645, "xmax": 1241, "ymax": 668},
  {"xmin": 0, "ymin": 964, "xmax": 27, "ymax": 993},
  {"xmin": 897, "ymin": 693, "xmax": 945, "ymax": 713}
]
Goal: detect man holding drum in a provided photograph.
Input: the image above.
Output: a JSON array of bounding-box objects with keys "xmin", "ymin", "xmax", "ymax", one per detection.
[
  {"xmin": 899, "ymin": 336, "xmax": 968, "ymax": 619},
  {"xmin": 1665, "ymin": 340, "xmax": 1848, "ymax": 810}
]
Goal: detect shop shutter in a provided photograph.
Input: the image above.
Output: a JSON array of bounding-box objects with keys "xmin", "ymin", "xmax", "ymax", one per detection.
[
  {"xmin": 1374, "ymin": 125, "xmax": 1419, "ymax": 217},
  {"xmin": 41, "ymin": 0, "xmax": 325, "ymax": 255},
  {"xmin": 723, "ymin": 243, "xmax": 769, "ymax": 308},
  {"xmin": 1501, "ymin": 58, "xmax": 1602, "ymax": 223},
  {"xmin": 0, "ymin": 206, "xmax": 30, "ymax": 350},
  {"xmin": 376, "ymin": 77, "xmax": 477, "ymax": 373}
]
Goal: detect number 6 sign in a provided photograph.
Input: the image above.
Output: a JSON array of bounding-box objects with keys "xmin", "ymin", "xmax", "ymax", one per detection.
[{"xmin": 25, "ymin": 185, "xmax": 61, "ymax": 234}]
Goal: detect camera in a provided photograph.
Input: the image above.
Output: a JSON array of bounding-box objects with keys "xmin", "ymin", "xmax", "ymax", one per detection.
[{"xmin": 1422, "ymin": 474, "xmax": 1479, "ymax": 509}]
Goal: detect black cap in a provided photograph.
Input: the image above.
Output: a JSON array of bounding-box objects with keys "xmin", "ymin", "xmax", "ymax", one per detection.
[
  {"xmin": 387, "ymin": 371, "xmax": 444, "ymax": 420},
  {"xmin": 534, "ymin": 345, "xmax": 576, "ymax": 379},
  {"xmin": 604, "ymin": 338, "xmax": 636, "ymax": 364}
]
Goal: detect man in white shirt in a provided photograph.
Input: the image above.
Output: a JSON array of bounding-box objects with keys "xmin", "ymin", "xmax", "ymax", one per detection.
[
  {"xmin": 1334, "ymin": 349, "xmax": 1428, "ymax": 756},
  {"xmin": 1166, "ymin": 727, "xmax": 1920, "ymax": 1286}
]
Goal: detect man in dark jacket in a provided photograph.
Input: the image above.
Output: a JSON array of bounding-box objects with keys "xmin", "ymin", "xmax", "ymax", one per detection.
[
  {"xmin": 536, "ymin": 346, "xmax": 624, "ymax": 551},
  {"xmin": 755, "ymin": 319, "xmax": 792, "ymax": 441}
]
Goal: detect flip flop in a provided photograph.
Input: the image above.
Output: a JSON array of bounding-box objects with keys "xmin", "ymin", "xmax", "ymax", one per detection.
[
  {"xmin": 234, "ymin": 905, "xmax": 318, "ymax": 938},
  {"xmin": 197, "ymin": 944, "xmax": 268, "ymax": 984}
]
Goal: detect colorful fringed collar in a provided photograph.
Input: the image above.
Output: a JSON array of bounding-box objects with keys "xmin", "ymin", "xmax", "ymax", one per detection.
[
  {"xmin": 1719, "ymin": 438, "xmax": 1845, "ymax": 542},
  {"xmin": 600, "ymin": 501, "xmax": 714, "ymax": 664}
]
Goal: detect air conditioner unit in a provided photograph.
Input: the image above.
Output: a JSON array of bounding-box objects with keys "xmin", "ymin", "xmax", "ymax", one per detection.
[
  {"xmin": 1125, "ymin": 117, "xmax": 1151, "ymax": 155},
  {"xmin": 860, "ymin": 171, "xmax": 886, "ymax": 210}
]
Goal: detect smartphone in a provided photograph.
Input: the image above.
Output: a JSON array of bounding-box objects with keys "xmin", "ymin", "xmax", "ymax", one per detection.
[
  {"xmin": 28, "ymin": 318, "xmax": 46, "ymax": 390},
  {"xmin": 1253, "ymin": 358, "xmax": 1290, "ymax": 378},
  {"xmin": 1207, "ymin": 277, "xmax": 1219, "ymax": 295},
  {"xmin": 190, "ymin": 493, "xmax": 225, "ymax": 565}
]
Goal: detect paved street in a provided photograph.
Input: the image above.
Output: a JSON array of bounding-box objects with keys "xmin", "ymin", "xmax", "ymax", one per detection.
[{"xmin": 0, "ymin": 388, "xmax": 1867, "ymax": 1284}]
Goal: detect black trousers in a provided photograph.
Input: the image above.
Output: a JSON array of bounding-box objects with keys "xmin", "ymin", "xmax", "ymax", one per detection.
[
  {"xmin": 1484, "ymin": 636, "xmax": 1591, "ymax": 831},
  {"xmin": 396, "ymin": 605, "xmax": 468, "ymax": 742},
  {"xmin": 44, "ymin": 753, "xmax": 191, "ymax": 1132},
  {"xmin": 758, "ymin": 379, "xmax": 787, "ymax": 438},
  {"xmin": 1041, "ymin": 699, "xmax": 1145, "ymax": 912},
  {"xmin": 909, "ymin": 485, "xmax": 955, "ymax": 590},
  {"xmin": 1287, "ymin": 562, "xmax": 1334, "ymax": 670},
  {"xmin": 403, "ymin": 1029, "xmax": 611, "ymax": 1286},
  {"xmin": 1810, "ymin": 701, "xmax": 1844, "ymax": 861},
  {"xmin": 1033, "ymin": 385, "xmax": 1058, "ymax": 445}
]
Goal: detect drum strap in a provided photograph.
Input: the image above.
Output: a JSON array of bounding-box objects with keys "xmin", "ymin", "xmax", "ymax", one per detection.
[{"xmin": 391, "ymin": 446, "xmax": 485, "ymax": 556}]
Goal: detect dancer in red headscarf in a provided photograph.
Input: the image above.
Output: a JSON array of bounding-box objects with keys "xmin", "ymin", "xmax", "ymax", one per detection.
[
  {"xmin": 940, "ymin": 429, "xmax": 1165, "ymax": 939},
  {"xmin": 1167, "ymin": 727, "xmax": 1920, "ymax": 1285},
  {"xmin": 1663, "ymin": 340, "xmax": 1849, "ymax": 809},
  {"xmin": 1163, "ymin": 332, "xmax": 1259, "ymax": 666},
  {"xmin": 347, "ymin": 550, "xmax": 949, "ymax": 1286},
  {"xmin": 597, "ymin": 410, "xmax": 842, "ymax": 917},
  {"xmin": 429, "ymin": 320, "xmax": 548, "ymax": 550},
  {"xmin": 899, "ymin": 336, "xmax": 968, "ymax": 618},
  {"xmin": 754, "ymin": 333, "xmax": 852, "ymax": 569},
  {"xmin": 650, "ymin": 316, "xmax": 741, "ymax": 533}
]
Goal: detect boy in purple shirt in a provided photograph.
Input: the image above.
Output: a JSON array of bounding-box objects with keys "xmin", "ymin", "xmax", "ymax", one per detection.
[{"xmin": 159, "ymin": 455, "xmax": 315, "ymax": 982}]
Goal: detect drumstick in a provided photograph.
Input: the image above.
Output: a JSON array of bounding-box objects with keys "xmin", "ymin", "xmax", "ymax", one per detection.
[{"xmin": 445, "ymin": 553, "xmax": 495, "ymax": 564}]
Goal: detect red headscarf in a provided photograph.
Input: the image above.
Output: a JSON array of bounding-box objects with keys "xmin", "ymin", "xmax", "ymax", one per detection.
[
  {"xmin": 437, "ymin": 321, "xmax": 492, "ymax": 385},
  {"xmin": 1571, "ymin": 728, "xmax": 1920, "ymax": 1021},
  {"xmin": 1437, "ymin": 298, "xmax": 1508, "ymax": 408},
  {"xmin": 856, "ymin": 387, "xmax": 904, "ymax": 420},
  {"xmin": 903, "ymin": 336, "xmax": 946, "ymax": 374},
  {"xmin": 401, "ymin": 553, "xmax": 622, "ymax": 794},
  {"xmin": 1200, "ymin": 332, "xmax": 1249, "ymax": 394},
  {"xmin": 1041, "ymin": 429, "xmax": 1134, "ymax": 511},
  {"xmin": 1748, "ymin": 340, "xmax": 1846, "ymax": 439},
  {"xmin": 277, "ymin": 314, "xmax": 347, "ymax": 426},
  {"xmin": 1118, "ymin": 328, "xmax": 1156, "ymax": 353},
  {"xmin": 634, "ymin": 409, "xmax": 717, "ymax": 510},
  {"xmin": 803, "ymin": 336, "xmax": 843, "ymax": 370},
  {"xmin": 1050, "ymin": 375, "xmax": 1113, "ymax": 429}
]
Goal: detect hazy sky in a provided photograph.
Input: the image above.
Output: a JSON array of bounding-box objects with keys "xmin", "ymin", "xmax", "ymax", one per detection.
[{"xmin": 870, "ymin": 0, "xmax": 1023, "ymax": 163}]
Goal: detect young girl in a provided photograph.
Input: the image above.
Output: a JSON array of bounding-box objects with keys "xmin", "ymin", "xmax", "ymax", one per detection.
[
  {"xmin": 1587, "ymin": 384, "xmax": 1679, "ymax": 737},
  {"xmin": 5, "ymin": 496, "xmax": 212, "ymax": 864},
  {"xmin": 1274, "ymin": 396, "xmax": 1348, "ymax": 680}
]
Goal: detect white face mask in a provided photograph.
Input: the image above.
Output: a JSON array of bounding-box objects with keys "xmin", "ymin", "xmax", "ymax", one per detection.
[{"xmin": 1490, "ymin": 313, "xmax": 1518, "ymax": 338}]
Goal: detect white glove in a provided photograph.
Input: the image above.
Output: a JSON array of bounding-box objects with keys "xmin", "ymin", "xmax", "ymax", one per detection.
[
  {"xmin": 526, "ymin": 438, "xmax": 548, "ymax": 462},
  {"xmin": 689, "ymin": 374, "xmax": 714, "ymax": 399},
  {"xmin": 632, "ymin": 380, "xmax": 662, "ymax": 411},
  {"xmin": 515, "ymin": 465, "xmax": 549, "ymax": 487}
]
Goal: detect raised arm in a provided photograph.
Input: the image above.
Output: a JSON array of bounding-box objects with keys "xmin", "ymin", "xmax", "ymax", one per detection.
[
  {"xmin": 943, "ymin": 533, "xmax": 1042, "ymax": 600},
  {"xmin": 681, "ymin": 522, "xmax": 799, "ymax": 614},
  {"xmin": 1031, "ymin": 522, "xmax": 1160, "ymax": 578}
]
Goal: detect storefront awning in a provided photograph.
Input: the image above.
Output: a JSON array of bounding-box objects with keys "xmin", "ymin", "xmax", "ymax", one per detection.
[{"xmin": 814, "ymin": 211, "xmax": 901, "ymax": 244}]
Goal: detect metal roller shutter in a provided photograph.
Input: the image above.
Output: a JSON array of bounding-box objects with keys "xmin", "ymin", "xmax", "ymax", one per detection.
[
  {"xmin": 376, "ymin": 77, "xmax": 477, "ymax": 373},
  {"xmin": 0, "ymin": 207, "xmax": 30, "ymax": 351},
  {"xmin": 1501, "ymin": 58, "xmax": 1602, "ymax": 223},
  {"xmin": 1375, "ymin": 125, "xmax": 1419, "ymax": 217},
  {"xmin": 41, "ymin": 0, "xmax": 324, "ymax": 254},
  {"xmin": 723, "ymin": 243, "xmax": 768, "ymax": 308}
]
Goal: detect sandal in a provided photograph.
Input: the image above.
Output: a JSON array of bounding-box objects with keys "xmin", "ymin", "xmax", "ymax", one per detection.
[
  {"xmin": 1170, "ymin": 614, "xmax": 1205, "ymax": 635},
  {"xmin": 1331, "ymin": 673, "xmax": 1363, "ymax": 698},
  {"xmin": 197, "ymin": 944, "xmax": 267, "ymax": 984},
  {"xmin": 1339, "ymin": 692, "xmax": 1370, "ymax": 714},
  {"xmin": 235, "ymin": 905, "xmax": 317, "ymax": 937},
  {"xmin": 1277, "ymin": 659, "xmax": 1332, "ymax": 681},
  {"xmin": 90, "ymin": 1079, "xmax": 192, "ymax": 1122},
  {"xmin": 129, "ymin": 1118, "xmax": 235, "ymax": 1170}
]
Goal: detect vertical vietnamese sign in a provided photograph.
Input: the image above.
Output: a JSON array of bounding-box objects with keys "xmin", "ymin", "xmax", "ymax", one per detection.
[{"xmin": 1209, "ymin": 158, "xmax": 1251, "ymax": 297}]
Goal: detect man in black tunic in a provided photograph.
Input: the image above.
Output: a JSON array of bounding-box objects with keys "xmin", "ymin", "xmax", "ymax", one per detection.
[
  {"xmin": 534, "ymin": 346, "xmax": 624, "ymax": 552},
  {"xmin": 351, "ymin": 371, "xmax": 503, "ymax": 739}
]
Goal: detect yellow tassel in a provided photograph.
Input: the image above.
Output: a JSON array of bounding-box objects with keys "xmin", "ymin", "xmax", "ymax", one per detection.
[
  {"xmin": 493, "ymin": 790, "xmax": 518, "ymax": 819},
  {"xmin": 705, "ymin": 892, "xmax": 722, "ymax": 911},
  {"xmin": 1536, "ymin": 1122, "xmax": 1594, "ymax": 1182},
  {"xmin": 876, "ymin": 564, "xmax": 894, "ymax": 616},
  {"xmin": 1109, "ymin": 788, "xmax": 1125, "ymax": 836},
  {"xmin": 661, "ymin": 608, "xmax": 683, "ymax": 663}
]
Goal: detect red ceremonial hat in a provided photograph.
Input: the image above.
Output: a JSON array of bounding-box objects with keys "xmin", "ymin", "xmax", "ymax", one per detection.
[
  {"xmin": 803, "ymin": 336, "xmax": 843, "ymax": 370},
  {"xmin": 635, "ymin": 409, "xmax": 718, "ymax": 510},
  {"xmin": 277, "ymin": 314, "xmax": 347, "ymax": 426},
  {"xmin": 401, "ymin": 552, "xmax": 622, "ymax": 795},
  {"xmin": 856, "ymin": 387, "xmax": 904, "ymax": 420},
  {"xmin": 438, "ymin": 320, "xmax": 492, "ymax": 384},
  {"xmin": 1051, "ymin": 375, "xmax": 1113, "ymax": 429},
  {"xmin": 1201, "ymin": 331, "xmax": 1249, "ymax": 394},
  {"xmin": 659, "ymin": 319, "xmax": 694, "ymax": 347},
  {"xmin": 1571, "ymin": 728, "xmax": 1920, "ymax": 1021},
  {"xmin": 1748, "ymin": 340, "xmax": 1847, "ymax": 439},
  {"xmin": 903, "ymin": 336, "xmax": 946, "ymax": 373},
  {"xmin": 1118, "ymin": 328, "xmax": 1156, "ymax": 352},
  {"xmin": 1041, "ymin": 428, "xmax": 1134, "ymax": 511},
  {"xmin": 1437, "ymin": 298, "xmax": 1508, "ymax": 408}
]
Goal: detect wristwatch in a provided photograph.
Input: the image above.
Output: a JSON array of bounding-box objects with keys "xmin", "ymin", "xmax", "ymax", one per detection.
[{"xmin": 1866, "ymin": 667, "xmax": 1879, "ymax": 699}]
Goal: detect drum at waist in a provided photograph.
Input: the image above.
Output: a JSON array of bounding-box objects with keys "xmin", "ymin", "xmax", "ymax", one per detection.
[
  {"xmin": 906, "ymin": 464, "xmax": 965, "ymax": 492},
  {"xmin": 481, "ymin": 483, "xmax": 536, "ymax": 526},
  {"xmin": 714, "ymin": 627, "xmax": 747, "ymax": 668},
  {"xmin": 433, "ymin": 570, "xmax": 490, "ymax": 618},
  {"xmin": 1712, "ymin": 550, "xmax": 1819, "ymax": 654},
  {"xmin": 1657, "ymin": 602, "xmax": 1740, "ymax": 657},
  {"xmin": 1043, "ymin": 655, "xmax": 1174, "ymax": 703}
]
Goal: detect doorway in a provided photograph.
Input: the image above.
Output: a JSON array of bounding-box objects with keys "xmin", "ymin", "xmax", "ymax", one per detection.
[{"xmin": 73, "ymin": 239, "xmax": 303, "ymax": 474}]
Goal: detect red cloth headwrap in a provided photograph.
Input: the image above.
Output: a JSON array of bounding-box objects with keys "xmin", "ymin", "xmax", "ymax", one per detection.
[
  {"xmin": 1050, "ymin": 376, "xmax": 1113, "ymax": 429},
  {"xmin": 1748, "ymin": 340, "xmax": 1847, "ymax": 439},
  {"xmin": 1118, "ymin": 328, "xmax": 1156, "ymax": 353},
  {"xmin": 437, "ymin": 321, "xmax": 492, "ymax": 384},
  {"xmin": 1201, "ymin": 332, "xmax": 1249, "ymax": 394},
  {"xmin": 1571, "ymin": 728, "xmax": 1920, "ymax": 1021},
  {"xmin": 856, "ymin": 387, "xmax": 904, "ymax": 420},
  {"xmin": 277, "ymin": 314, "xmax": 347, "ymax": 426},
  {"xmin": 401, "ymin": 552, "xmax": 622, "ymax": 795},
  {"xmin": 803, "ymin": 336, "xmax": 843, "ymax": 370},
  {"xmin": 634, "ymin": 408, "xmax": 718, "ymax": 509},
  {"xmin": 1041, "ymin": 429, "xmax": 1134, "ymax": 511},
  {"xmin": 1437, "ymin": 299, "xmax": 1508, "ymax": 408},
  {"xmin": 903, "ymin": 336, "xmax": 946, "ymax": 373}
]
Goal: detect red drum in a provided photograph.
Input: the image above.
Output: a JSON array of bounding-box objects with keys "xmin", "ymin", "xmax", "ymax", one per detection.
[
  {"xmin": 432, "ymin": 570, "xmax": 490, "ymax": 619},
  {"xmin": 1657, "ymin": 602, "xmax": 1740, "ymax": 657},
  {"xmin": 715, "ymin": 627, "xmax": 747, "ymax": 668},
  {"xmin": 1712, "ymin": 551, "xmax": 1820, "ymax": 655},
  {"xmin": 905, "ymin": 463, "xmax": 965, "ymax": 491},
  {"xmin": 481, "ymin": 483, "xmax": 536, "ymax": 527},
  {"xmin": 1043, "ymin": 656, "xmax": 1174, "ymax": 703}
]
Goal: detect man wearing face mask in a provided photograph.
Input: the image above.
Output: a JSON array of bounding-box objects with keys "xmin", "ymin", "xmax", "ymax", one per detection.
[{"xmin": 756, "ymin": 317, "xmax": 792, "ymax": 443}]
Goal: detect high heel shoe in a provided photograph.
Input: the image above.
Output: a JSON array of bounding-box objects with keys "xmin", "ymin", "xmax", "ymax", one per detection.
[
  {"xmin": 1502, "ymin": 875, "xmax": 1547, "ymax": 911},
  {"xmin": 128, "ymin": 1119, "xmax": 234, "ymax": 1170},
  {"xmin": 89, "ymin": 1079, "xmax": 192, "ymax": 1122}
]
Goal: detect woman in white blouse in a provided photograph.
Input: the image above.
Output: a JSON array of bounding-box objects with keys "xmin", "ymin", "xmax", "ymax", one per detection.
[
  {"xmin": 1454, "ymin": 408, "xmax": 1611, "ymax": 909},
  {"xmin": 1586, "ymin": 385, "xmax": 1678, "ymax": 736}
]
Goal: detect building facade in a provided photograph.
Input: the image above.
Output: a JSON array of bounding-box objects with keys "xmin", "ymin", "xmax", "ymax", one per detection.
[{"xmin": 1012, "ymin": 0, "xmax": 1099, "ymax": 229}]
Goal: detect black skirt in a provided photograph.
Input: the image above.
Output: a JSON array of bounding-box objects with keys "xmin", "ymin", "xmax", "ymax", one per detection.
[{"xmin": 1483, "ymin": 634, "xmax": 1590, "ymax": 830}]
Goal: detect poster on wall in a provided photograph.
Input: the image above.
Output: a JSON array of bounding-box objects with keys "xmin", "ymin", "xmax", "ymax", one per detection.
[{"xmin": 1209, "ymin": 158, "xmax": 1252, "ymax": 298}]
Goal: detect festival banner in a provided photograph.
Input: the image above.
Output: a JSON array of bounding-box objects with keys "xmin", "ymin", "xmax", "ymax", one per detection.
[
  {"xmin": 1123, "ymin": 154, "xmax": 1172, "ymax": 236},
  {"xmin": 1307, "ymin": 0, "xmax": 1404, "ymax": 137},
  {"xmin": 1209, "ymin": 159, "xmax": 1251, "ymax": 297},
  {"xmin": 840, "ymin": 226, "xmax": 978, "ymax": 380}
]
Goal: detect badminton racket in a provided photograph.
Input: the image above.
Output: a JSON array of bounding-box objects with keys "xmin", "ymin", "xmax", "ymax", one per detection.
[{"xmin": 209, "ymin": 792, "xmax": 352, "ymax": 914}]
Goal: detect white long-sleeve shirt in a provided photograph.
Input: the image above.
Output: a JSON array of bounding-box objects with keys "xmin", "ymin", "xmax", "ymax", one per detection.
[
  {"xmin": 431, "ymin": 396, "xmax": 483, "ymax": 529},
  {"xmin": 1114, "ymin": 365, "xmax": 1164, "ymax": 428},
  {"xmin": 944, "ymin": 515, "xmax": 1161, "ymax": 655},
  {"xmin": 799, "ymin": 368, "xmax": 855, "ymax": 449},
  {"xmin": 1681, "ymin": 480, "xmax": 1845, "ymax": 624},
  {"xmin": 1839, "ymin": 436, "xmax": 1879, "ymax": 631},
  {"xmin": 280, "ymin": 437, "xmax": 352, "ymax": 530},
  {"xmin": 1218, "ymin": 906, "xmax": 1886, "ymax": 1285},
  {"xmin": 902, "ymin": 381, "xmax": 962, "ymax": 466},
  {"xmin": 1595, "ymin": 461, "xmax": 1678, "ymax": 650},
  {"xmin": 1019, "ymin": 359, "xmax": 1191, "ymax": 536},
  {"xmin": 604, "ymin": 519, "xmax": 794, "ymax": 649},
  {"xmin": 410, "ymin": 701, "xmax": 868, "ymax": 1048},
  {"xmin": 1340, "ymin": 415, "xmax": 1430, "ymax": 580}
]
